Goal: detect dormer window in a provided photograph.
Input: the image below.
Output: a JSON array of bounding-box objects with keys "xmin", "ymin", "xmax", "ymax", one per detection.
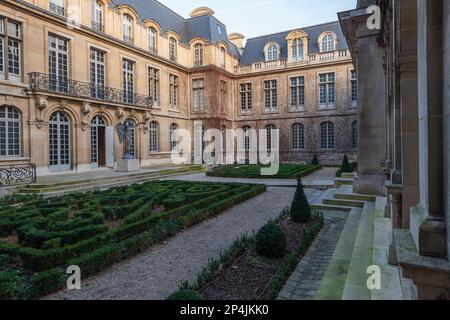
[
  {"xmin": 217, "ymin": 25, "xmax": 222, "ymax": 35},
  {"xmin": 50, "ymin": 0, "xmax": 65, "ymax": 16},
  {"xmin": 321, "ymin": 34, "xmax": 335, "ymax": 52},
  {"xmin": 266, "ymin": 43, "xmax": 279, "ymax": 62},
  {"xmin": 194, "ymin": 43, "xmax": 203, "ymax": 66},
  {"xmin": 123, "ymin": 14, "xmax": 133, "ymax": 44},
  {"xmin": 220, "ymin": 47, "xmax": 226, "ymax": 68},
  {"xmin": 91, "ymin": 0, "xmax": 103, "ymax": 31},
  {"xmin": 169, "ymin": 37, "xmax": 177, "ymax": 62},
  {"xmin": 149, "ymin": 27, "xmax": 157, "ymax": 53},
  {"xmin": 292, "ymin": 39, "xmax": 304, "ymax": 62}
]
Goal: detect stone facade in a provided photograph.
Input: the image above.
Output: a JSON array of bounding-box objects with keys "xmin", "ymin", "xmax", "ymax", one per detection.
[{"xmin": 0, "ymin": 0, "xmax": 356, "ymax": 176}]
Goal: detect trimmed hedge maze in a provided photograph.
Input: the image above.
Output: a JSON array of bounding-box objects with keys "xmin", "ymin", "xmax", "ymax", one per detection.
[
  {"xmin": 0, "ymin": 180, "xmax": 266, "ymax": 299},
  {"xmin": 207, "ymin": 164, "xmax": 321, "ymax": 179}
]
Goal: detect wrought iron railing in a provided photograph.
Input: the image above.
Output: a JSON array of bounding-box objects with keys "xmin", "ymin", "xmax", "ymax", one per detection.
[
  {"xmin": 29, "ymin": 72, "xmax": 153, "ymax": 109},
  {"xmin": 49, "ymin": 3, "xmax": 65, "ymax": 16},
  {"xmin": 91, "ymin": 20, "xmax": 104, "ymax": 32},
  {"xmin": 0, "ymin": 164, "xmax": 36, "ymax": 187}
]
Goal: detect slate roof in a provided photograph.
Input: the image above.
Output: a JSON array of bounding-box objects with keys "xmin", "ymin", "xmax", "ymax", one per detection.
[{"xmin": 240, "ymin": 21, "xmax": 349, "ymax": 65}]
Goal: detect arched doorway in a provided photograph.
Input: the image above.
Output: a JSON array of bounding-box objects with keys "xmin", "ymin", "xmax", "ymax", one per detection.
[
  {"xmin": 91, "ymin": 115, "xmax": 106, "ymax": 168},
  {"xmin": 123, "ymin": 119, "xmax": 136, "ymax": 158},
  {"xmin": 49, "ymin": 111, "xmax": 71, "ymax": 171}
]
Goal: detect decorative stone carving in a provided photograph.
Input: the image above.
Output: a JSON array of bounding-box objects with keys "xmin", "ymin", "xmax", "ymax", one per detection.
[
  {"xmin": 35, "ymin": 95, "xmax": 48, "ymax": 129},
  {"xmin": 116, "ymin": 107, "xmax": 125, "ymax": 121},
  {"xmin": 80, "ymin": 102, "xmax": 92, "ymax": 131}
]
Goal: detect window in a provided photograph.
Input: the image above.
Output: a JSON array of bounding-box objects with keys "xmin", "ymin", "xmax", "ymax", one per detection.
[
  {"xmin": 123, "ymin": 14, "xmax": 133, "ymax": 44},
  {"xmin": 264, "ymin": 80, "xmax": 277, "ymax": 112},
  {"xmin": 0, "ymin": 106, "xmax": 21, "ymax": 157},
  {"xmin": 148, "ymin": 67, "xmax": 159, "ymax": 104},
  {"xmin": 50, "ymin": 0, "xmax": 65, "ymax": 16},
  {"xmin": 352, "ymin": 121, "xmax": 357, "ymax": 149},
  {"xmin": 292, "ymin": 123, "xmax": 304, "ymax": 150},
  {"xmin": 217, "ymin": 25, "xmax": 222, "ymax": 35},
  {"xmin": 220, "ymin": 47, "xmax": 226, "ymax": 68},
  {"xmin": 169, "ymin": 38, "xmax": 177, "ymax": 62},
  {"xmin": 170, "ymin": 123, "xmax": 178, "ymax": 151},
  {"xmin": 265, "ymin": 124, "xmax": 276, "ymax": 152},
  {"xmin": 90, "ymin": 48, "xmax": 105, "ymax": 99},
  {"xmin": 240, "ymin": 83, "xmax": 252, "ymax": 113},
  {"xmin": 0, "ymin": 18, "xmax": 22, "ymax": 82},
  {"xmin": 149, "ymin": 121, "xmax": 159, "ymax": 152},
  {"xmin": 90, "ymin": 115, "xmax": 106, "ymax": 165},
  {"xmin": 194, "ymin": 44, "xmax": 203, "ymax": 66},
  {"xmin": 220, "ymin": 80, "xmax": 227, "ymax": 113},
  {"xmin": 49, "ymin": 34, "xmax": 69, "ymax": 92},
  {"xmin": 267, "ymin": 44, "xmax": 279, "ymax": 61},
  {"xmin": 321, "ymin": 34, "xmax": 335, "ymax": 53},
  {"xmin": 290, "ymin": 76, "xmax": 305, "ymax": 110},
  {"xmin": 49, "ymin": 111, "xmax": 70, "ymax": 170},
  {"xmin": 319, "ymin": 73, "xmax": 335, "ymax": 106},
  {"xmin": 242, "ymin": 126, "xmax": 251, "ymax": 152},
  {"xmin": 320, "ymin": 122, "xmax": 334, "ymax": 149},
  {"xmin": 122, "ymin": 59, "xmax": 134, "ymax": 104},
  {"xmin": 91, "ymin": 0, "xmax": 103, "ymax": 31},
  {"xmin": 149, "ymin": 27, "xmax": 157, "ymax": 53},
  {"xmin": 292, "ymin": 39, "xmax": 304, "ymax": 62},
  {"xmin": 351, "ymin": 70, "xmax": 358, "ymax": 104},
  {"xmin": 169, "ymin": 74, "xmax": 178, "ymax": 109},
  {"xmin": 193, "ymin": 78, "xmax": 205, "ymax": 112}
]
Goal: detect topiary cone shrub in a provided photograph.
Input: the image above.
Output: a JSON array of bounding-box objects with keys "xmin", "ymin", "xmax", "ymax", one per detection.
[
  {"xmin": 341, "ymin": 154, "xmax": 353, "ymax": 173},
  {"xmin": 255, "ymin": 222, "xmax": 287, "ymax": 258},
  {"xmin": 311, "ymin": 154, "xmax": 320, "ymax": 166},
  {"xmin": 167, "ymin": 289, "xmax": 203, "ymax": 300},
  {"xmin": 290, "ymin": 179, "xmax": 311, "ymax": 223}
]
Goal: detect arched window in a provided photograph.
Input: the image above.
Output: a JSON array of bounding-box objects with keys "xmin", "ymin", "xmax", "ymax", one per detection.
[
  {"xmin": 149, "ymin": 121, "xmax": 159, "ymax": 152},
  {"xmin": 0, "ymin": 106, "xmax": 21, "ymax": 157},
  {"xmin": 194, "ymin": 43, "xmax": 203, "ymax": 66},
  {"xmin": 91, "ymin": 115, "xmax": 106, "ymax": 166},
  {"xmin": 123, "ymin": 119, "xmax": 136, "ymax": 157},
  {"xmin": 292, "ymin": 123, "xmax": 304, "ymax": 150},
  {"xmin": 169, "ymin": 37, "xmax": 177, "ymax": 62},
  {"xmin": 267, "ymin": 44, "xmax": 279, "ymax": 61},
  {"xmin": 169, "ymin": 123, "xmax": 178, "ymax": 151},
  {"xmin": 352, "ymin": 121, "xmax": 358, "ymax": 149},
  {"xmin": 123, "ymin": 14, "xmax": 133, "ymax": 43},
  {"xmin": 91, "ymin": 0, "xmax": 103, "ymax": 31},
  {"xmin": 220, "ymin": 47, "xmax": 226, "ymax": 68},
  {"xmin": 265, "ymin": 124, "xmax": 277, "ymax": 152},
  {"xmin": 292, "ymin": 39, "xmax": 304, "ymax": 62},
  {"xmin": 149, "ymin": 27, "xmax": 157, "ymax": 53},
  {"xmin": 49, "ymin": 111, "xmax": 71, "ymax": 170},
  {"xmin": 321, "ymin": 34, "xmax": 335, "ymax": 53},
  {"xmin": 320, "ymin": 121, "xmax": 334, "ymax": 149}
]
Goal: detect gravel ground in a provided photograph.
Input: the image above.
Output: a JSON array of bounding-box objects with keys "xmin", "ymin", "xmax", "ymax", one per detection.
[{"xmin": 46, "ymin": 187, "xmax": 322, "ymax": 300}]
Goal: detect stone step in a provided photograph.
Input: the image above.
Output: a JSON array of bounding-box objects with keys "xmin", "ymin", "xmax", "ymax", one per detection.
[
  {"xmin": 334, "ymin": 193, "xmax": 377, "ymax": 202},
  {"xmin": 334, "ymin": 178, "xmax": 353, "ymax": 187},
  {"xmin": 311, "ymin": 203, "xmax": 355, "ymax": 212},
  {"xmin": 323, "ymin": 198, "xmax": 365, "ymax": 208},
  {"xmin": 341, "ymin": 201, "xmax": 375, "ymax": 300},
  {"xmin": 341, "ymin": 172, "xmax": 355, "ymax": 179},
  {"xmin": 315, "ymin": 208, "xmax": 362, "ymax": 299}
]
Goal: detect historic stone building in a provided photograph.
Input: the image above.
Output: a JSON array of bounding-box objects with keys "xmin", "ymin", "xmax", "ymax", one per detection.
[
  {"xmin": 0, "ymin": 0, "xmax": 356, "ymax": 175},
  {"xmin": 339, "ymin": 0, "xmax": 450, "ymax": 299}
]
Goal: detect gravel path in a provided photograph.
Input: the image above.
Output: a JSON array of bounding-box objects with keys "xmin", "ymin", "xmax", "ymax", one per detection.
[{"xmin": 46, "ymin": 187, "xmax": 322, "ymax": 300}]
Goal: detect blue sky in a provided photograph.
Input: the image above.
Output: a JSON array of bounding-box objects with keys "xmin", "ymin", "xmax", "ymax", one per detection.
[{"xmin": 158, "ymin": 0, "xmax": 357, "ymax": 39}]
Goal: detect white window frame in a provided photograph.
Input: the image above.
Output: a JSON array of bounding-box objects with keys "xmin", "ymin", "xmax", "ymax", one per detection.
[
  {"xmin": 263, "ymin": 80, "xmax": 277, "ymax": 112},
  {"xmin": 193, "ymin": 78, "xmax": 205, "ymax": 112},
  {"xmin": 149, "ymin": 27, "xmax": 157, "ymax": 53},
  {"xmin": 319, "ymin": 72, "xmax": 336, "ymax": 109},
  {"xmin": 123, "ymin": 14, "xmax": 133, "ymax": 43},
  {"xmin": 169, "ymin": 74, "xmax": 178, "ymax": 109},
  {"xmin": 292, "ymin": 123, "xmax": 304, "ymax": 150},
  {"xmin": 194, "ymin": 43, "xmax": 203, "ymax": 66},
  {"xmin": 149, "ymin": 121, "xmax": 159, "ymax": 153},
  {"xmin": 0, "ymin": 18, "xmax": 22, "ymax": 82},
  {"xmin": 290, "ymin": 76, "xmax": 305, "ymax": 111},
  {"xmin": 0, "ymin": 106, "xmax": 21, "ymax": 157},
  {"xmin": 91, "ymin": 0, "xmax": 103, "ymax": 31},
  {"xmin": 240, "ymin": 83, "xmax": 252, "ymax": 113}
]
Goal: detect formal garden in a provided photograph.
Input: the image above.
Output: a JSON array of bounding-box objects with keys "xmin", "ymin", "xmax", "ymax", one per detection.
[
  {"xmin": 168, "ymin": 180, "xmax": 324, "ymax": 300},
  {"xmin": 206, "ymin": 162, "xmax": 321, "ymax": 179},
  {"xmin": 0, "ymin": 180, "xmax": 266, "ymax": 299}
]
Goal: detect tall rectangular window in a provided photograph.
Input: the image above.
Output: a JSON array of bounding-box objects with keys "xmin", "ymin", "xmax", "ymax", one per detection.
[
  {"xmin": 91, "ymin": 0, "xmax": 103, "ymax": 31},
  {"xmin": 49, "ymin": 34, "xmax": 69, "ymax": 92},
  {"xmin": 193, "ymin": 78, "xmax": 205, "ymax": 112},
  {"xmin": 50, "ymin": 0, "xmax": 65, "ymax": 16},
  {"xmin": 0, "ymin": 18, "xmax": 22, "ymax": 82},
  {"xmin": 319, "ymin": 72, "xmax": 335, "ymax": 106},
  {"xmin": 169, "ymin": 74, "xmax": 178, "ymax": 109},
  {"xmin": 240, "ymin": 83, "xmax": 252, "ymax": 112},
  {"xmin": 122, "ymin": 59, "xmax": 134, "ymax": 104},
  {"xmin": 90, "ymin": 48, "xmax": 105, "ymax": 99},
  {"xmin": 351, "ymin": 70, "xmax": 357, "ymax": 104},
  {"xmin": 148, "ymin": 67, "xmax": 159, "ymax": 104},
  {"xmin": 220, "ymin": 80, "xmax": 227, "ymax": 114},
  {"xmin": 264, "ymin": 80, "xmax": 277, "ymax": 112},
  {"xmin": 290, "ymin": 76, "xmax": 305, "ymax": 110}
]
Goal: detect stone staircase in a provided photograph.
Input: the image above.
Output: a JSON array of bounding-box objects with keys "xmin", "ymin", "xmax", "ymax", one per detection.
[
  {"xmin": 19, "ymin": 165, "xmax": 204, "ymax": 196},
  {"xmin": 312, "ymin": 183, "xmax": 403, "ymax": 300}
]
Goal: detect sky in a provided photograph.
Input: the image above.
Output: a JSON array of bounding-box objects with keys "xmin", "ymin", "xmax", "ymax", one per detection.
[{"xmin": 158, "ymin": 0, "xmax": 357, "ymax": 39}]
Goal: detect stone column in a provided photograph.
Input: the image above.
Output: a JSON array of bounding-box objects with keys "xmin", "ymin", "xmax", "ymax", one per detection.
[{"xmin": 413, "ymin": 0, "xmax": 447, "ymax": 259}]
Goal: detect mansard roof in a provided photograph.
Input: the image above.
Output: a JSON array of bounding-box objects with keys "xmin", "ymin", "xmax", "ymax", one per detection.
[{"xmin": 239, "ymin": 21, "xmax": 349, "ymax": 65}]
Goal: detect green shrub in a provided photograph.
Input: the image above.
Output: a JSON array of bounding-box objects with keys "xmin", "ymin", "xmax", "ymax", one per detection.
[
  {"xmin": 311, "ymin": 154, "xmax": 320, "ymax": 165},
  {"xmin": 341, "ymin": 154, "xmax": 353, "ymax": 173},
  {"xmin": 167, "ymin": 289, "xmax": 203, "ymax": 300},
  {"xmin": 255, "ymin": 222, "xmax": 287, "ymax": 258},
  {"xmin": 67, "ymin": 244, "xmax": 121, "ymax": 278},
  {"xmin": 0, "ymin": 268, "xmax": 29, "ymax": 300},
  {"xmin": 290, "ymin": 179, "xmax": 311, "ymax": 223},
  {"xmin": 29, "ymin": 268, "xmax": 65, "ymax": 299}
]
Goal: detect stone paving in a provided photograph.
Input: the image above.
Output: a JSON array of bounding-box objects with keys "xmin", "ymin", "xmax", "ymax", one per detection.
[{"xmin": 277, "ymin": 211, "xmax": 347, "ymax": 300}]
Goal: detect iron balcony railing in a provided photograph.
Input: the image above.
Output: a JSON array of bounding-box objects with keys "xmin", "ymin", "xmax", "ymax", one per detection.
[
  {"xmin": 29, "ymin": 72, "xmax": 153, "ymax": 109},
  {"xmin": 49, "ymin": 3, "xmax": 66, "ymax": 16},
  {"xmin": 0, "ymin": 164, "xmax": 36, "ymax": 187},
  {"xmin": 91, "ymin": 20, "xmax": 104, "ymax": 32}
]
